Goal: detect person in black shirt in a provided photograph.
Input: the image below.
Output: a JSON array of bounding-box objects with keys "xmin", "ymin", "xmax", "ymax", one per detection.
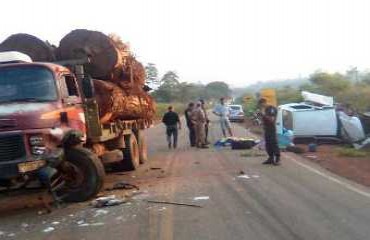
[
  {"xmin": 162, "ymin": 106, "xmax": 181, "ymax": 149},
  {"xmin": 184, "ymin": 102, "xmax": 196, "ymax": 147},
  {"xmin": 258, "ymin": 98, "xmax": 280, "ymax": 165}
]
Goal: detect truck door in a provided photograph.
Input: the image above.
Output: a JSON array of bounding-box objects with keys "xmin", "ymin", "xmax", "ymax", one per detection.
[{"xmin": 59, "ymin": 75, "xmax": 86, "ymax": 133}]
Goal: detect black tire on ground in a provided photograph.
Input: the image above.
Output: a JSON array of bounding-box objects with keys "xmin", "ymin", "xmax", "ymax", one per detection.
[
  {"xmin": 112, "ymin": 134, "xmax": 140, "ymax": 171},
  {"xmin": 135, "ymin": 129, "xmax": 148, "ymax": 164},
  {"xmin": 58, "ymin": 147, "xmax": 105, "ymax": 202}
]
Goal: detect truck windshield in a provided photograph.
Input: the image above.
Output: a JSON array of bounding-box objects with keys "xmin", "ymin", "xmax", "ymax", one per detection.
[{"xmin": 0, "ymin": 66, "xmax": 57, "ymax": 103}]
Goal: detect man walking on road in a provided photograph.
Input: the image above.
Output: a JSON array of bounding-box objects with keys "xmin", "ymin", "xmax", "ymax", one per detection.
[
  {"xmin": 258, "ymin": 98, "xmax": 280, "ymax": 165},
  {"xmin": 184, "ymin": 102, "xmax": 196, "ymax": 147},
  {"xmin": 162, "ymin": 106, "xmax": 181, "ymax": 149},
  {"xmin": 192, "ymin": 102, "xmax": 209, "ymax": 149},
  {"xmin": 200, "ymin": 99, "xmax": 210, "ymax": 144},
  {"xmin": 213, "ymin": 98, "xmax": 233, "ymax": 138}
]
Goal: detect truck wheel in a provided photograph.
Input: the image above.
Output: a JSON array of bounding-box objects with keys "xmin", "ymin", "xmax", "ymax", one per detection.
[
  {"xmin": 135, "ymin": 130, "xmax": 148, "ymax": 164},
  {"xmin": 58, "ymin": 147, "xmax": 105, "ymax": 202},
  {"xmin": 113, "ymin": 134, "xmax": 140, "ymax": 171}
]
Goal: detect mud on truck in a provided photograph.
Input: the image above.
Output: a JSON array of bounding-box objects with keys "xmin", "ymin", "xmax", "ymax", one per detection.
[{"xmin": 0, "ymin": 30, "xmax": 155, "ymax": 202}]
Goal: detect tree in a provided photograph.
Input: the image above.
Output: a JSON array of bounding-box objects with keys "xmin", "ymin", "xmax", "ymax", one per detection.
[
  {"xmin": 160, "ymin": 71, "xmax": 179, "ymax": 86},
  {"xmin": 152, "ymin": 71, "xmax": 180, "ymax": 102},
  {"xmin": 205, "ymin": 81, "xmax": 231, "ymax": 100},
  {"xmin": 145, "ymin": 63, "xmax": 159, "ymax": 85},
  {"xmin": 309, "ymin": 71, "xmax": 350, "ymax": 95}
]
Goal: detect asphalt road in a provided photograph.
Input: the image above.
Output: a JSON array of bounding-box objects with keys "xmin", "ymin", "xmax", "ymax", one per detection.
[{"xmin": 1, "ymin": 117, "xmax": 370, "ymax": 240}]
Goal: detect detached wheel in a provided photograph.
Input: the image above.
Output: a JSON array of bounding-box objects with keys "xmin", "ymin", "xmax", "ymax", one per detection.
[
  {"xmin": 58, "ymin": 147, "xmax": 105, "ymax": 202},
  {"xmin": 113, "ymin": 134, "xmax": 140, "ymax": 171},
  {"xmin": 135, "ymin": 130, "xmax": 148, "ymax": 164}
]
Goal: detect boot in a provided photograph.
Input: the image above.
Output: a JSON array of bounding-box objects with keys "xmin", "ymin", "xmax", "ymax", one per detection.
[{"xmin": 262, "ymin": 157, "xmax": 273, "ymax": 165}]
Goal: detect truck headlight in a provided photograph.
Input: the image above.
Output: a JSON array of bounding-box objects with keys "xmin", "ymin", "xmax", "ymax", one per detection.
[
  {"xmin": 29, "ymin": 135, "xmax": 44, "ymax": 146},
  {"xmin": 29, "ymin": 135, "xmax": 46, "ymax": 155},
  {"xmin": 31, "ymin": 146, "xmax": 47, "ymax": 155}
]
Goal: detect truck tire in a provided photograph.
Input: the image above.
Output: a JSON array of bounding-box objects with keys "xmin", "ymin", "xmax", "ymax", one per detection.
[
  {"xmin": 58, "ymin": 147, "xmax": 105, "ymax": 202},
  {"xmin": 135, "ymin": 130, "xmax": 148, "ymax": 164},
  {"xmin": 112, "ymin": 134, "xmax": 140, "ymax": 171}
]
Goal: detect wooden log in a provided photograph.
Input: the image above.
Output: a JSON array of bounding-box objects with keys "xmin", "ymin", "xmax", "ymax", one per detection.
[
  {"xmin": 93, "ymin": 80, "xmax": 155, "ymax": 123},
  {"xmin": 0, "ymin": 34, "xmax": 56, "ymax": 62},
  {"xmin": 57, "ymin": 29, "xmax": 123, "ymax": 80}
]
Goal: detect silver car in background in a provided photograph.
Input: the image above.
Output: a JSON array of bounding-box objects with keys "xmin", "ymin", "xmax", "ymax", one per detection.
[{"xmin": 228, "ymin": 104, "xmax": 245, "ymax": 122}]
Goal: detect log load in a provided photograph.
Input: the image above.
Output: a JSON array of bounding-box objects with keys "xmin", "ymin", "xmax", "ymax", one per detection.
[
  {"xmin": 0, "ymin": 34, "xmax": 56, "ymax": 62},
  {"xmin": 93, "ymin": 80, "xmax": 155, "ymax": 124},
  {"xmin": 57, "ymin": 29, "xmax": 123, "ymax": 80}
]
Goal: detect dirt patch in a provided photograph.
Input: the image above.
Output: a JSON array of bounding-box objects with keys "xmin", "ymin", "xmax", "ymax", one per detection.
[{"xmin": 300, "ymin": 144, "xmax": 370, "ymax": 187}]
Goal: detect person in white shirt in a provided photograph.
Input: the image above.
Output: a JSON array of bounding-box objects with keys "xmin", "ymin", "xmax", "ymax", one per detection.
[{"xmin": 213, "ymin": 98, "xmax": 233, "ymax": 138}]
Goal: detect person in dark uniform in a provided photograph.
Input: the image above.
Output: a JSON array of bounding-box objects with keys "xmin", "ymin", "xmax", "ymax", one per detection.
[
  {"xmin": 162, "ymin": 106, "xmax": 181, "ymax": 149},
  {"xmin": 184, "ymin": 102, "xmax": 196, "ymax": 147},
  {"xmin": 258, "ymin": 98, "xmax": 280, "ymax": 165}
]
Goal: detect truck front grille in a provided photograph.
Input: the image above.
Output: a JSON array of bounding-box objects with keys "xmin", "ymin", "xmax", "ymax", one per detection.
[{"xmin": 0, "ymin": 135, "xmax": 25, "ymax": 162}]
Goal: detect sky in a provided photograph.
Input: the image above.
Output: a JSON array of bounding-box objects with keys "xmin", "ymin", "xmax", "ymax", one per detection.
[{"xmin": 1, "ymin": 0, "xmax": 370, "ymax": 87}]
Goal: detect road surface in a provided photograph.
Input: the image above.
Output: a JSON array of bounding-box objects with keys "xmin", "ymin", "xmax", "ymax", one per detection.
[{"xmin": 0, "ymin": 117, "xmax": 370, "ymax": 240}]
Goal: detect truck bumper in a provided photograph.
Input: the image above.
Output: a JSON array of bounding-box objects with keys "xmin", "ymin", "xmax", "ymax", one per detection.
[{"xmin": 0, "ymin": 149, "xmax": 64, "ymax": 179}]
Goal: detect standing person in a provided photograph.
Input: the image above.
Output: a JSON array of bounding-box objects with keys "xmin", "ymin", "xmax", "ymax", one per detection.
[
  {"xmin": 162, "ymin": 106, "xmax": 181, "ymax": 149},
  {"xmin": 213, "ymin": 98, "xmax": 233, "ymax": 138},
  {"xmin": 184, "ymin": 102, "xmax": 196, "ymax": 147},
  {"xmin": 200, "ymin": 99, "xmax": 210, "ymax": 144},
  {"xmin": 258, "ymin": 98, "xmax": 280, "ymax": 165},
  {"xmin": 192, "ymin": 102, "xmax": 209, "ymax": 149}
]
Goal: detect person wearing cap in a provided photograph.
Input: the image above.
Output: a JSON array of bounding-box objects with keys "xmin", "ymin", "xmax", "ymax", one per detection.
[
  {"xmin": 199, "ymin": 99, "xmax": 210, "ymax": 144},
  {"xmin": 258, "ymin": 98, "xmax": 280, "ymax": 165},
  {"xmin": 192, "ymin": 102, "xmax": 209, "ymax": 148},
  {"xmin": 213, "ymin": 98, "xmax": 233, "ymax": 138},
  {"xmin": 162, "ymin": 106, "xmax": 181, "ymax": 149}
]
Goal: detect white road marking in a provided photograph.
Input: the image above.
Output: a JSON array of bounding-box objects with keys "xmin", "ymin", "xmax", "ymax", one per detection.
[{"xmin": 285, "ymin": 154, "xmax": 370, "ymax": 199}]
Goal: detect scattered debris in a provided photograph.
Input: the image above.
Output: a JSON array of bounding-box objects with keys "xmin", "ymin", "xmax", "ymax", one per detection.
[
  {"xmin": 43, "ymin": 227, "xmax": 55, "ymax": 233},
  {"xmin": 158, "ymin": 207, "xmax": 167, "ymax": 212},
  {"xmin": 93, "ymin": 209, "xmax": 109, "ymax": 217},
  {"xmin": 51, "ymin": 222, "xmax": 60, "ymax": 225},
  {"xmin": 193, "ymin": 196, "xmax": 210, "ymax": 201},
  {"xmin": 0, "ymin": 231, "xmax": 4, "ymax": 236},
  {"xmin": 251, "ymin": 175, "xmax": 260, "ymax": 178},
  {"xmin": 91, "ymin": 195, "xmax": 126, "ymax": 208},
  {"xmin": 238, "ymin": 175, "xmax": 251, "ymax": 179},
  {"xmin": 147, "ymin": 200, "xmax": 203, "ymax": 208},
  {"xmin": 286, "ymin": 146, "xmax": 305, "ymax": 154},
  {"xmin": 150, "ymin": 167, "xmax": 162, "ymax": 170},
  {"xmin": 90, "ymin": 222, "xmax": 105, "ymax": 226},
  {"xmin": 106, "ymin": 181, "xmax": 140, "ymax": 191},
  {"xmin": 194, "ymin": 161, "xmax": 200, "ymax": 164},
  {"xmin": 21, "ymin": 223, "xmax": 29, "ymax": 228},
  {"xmin": 239, "ymin": 170, "xmax": 245, "ymax": 175},
  {"xmin": 305, "ymin": 155, "xmax": 318, "ymax": 159},
  {"xmin": 77, "ymin": 220, "xmax": 85, "ymax": 225},
  {"xmin": 7, "ymin": 233, "xmax": 15, "ymax": 237}
]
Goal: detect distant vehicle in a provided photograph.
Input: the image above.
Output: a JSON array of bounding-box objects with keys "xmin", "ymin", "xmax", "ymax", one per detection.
[{"xmin": 228, "ymin": 105, "xmax": 245, "ymax": 122}]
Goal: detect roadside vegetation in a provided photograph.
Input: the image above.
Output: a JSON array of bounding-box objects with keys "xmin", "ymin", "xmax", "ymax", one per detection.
[
  {"xmin": 337, "ymin": 147, "xmax": 368, "ymax": 158},
  {"xmin": 235, "ymin": 68, "xmax": 370, "ymax": 113}
]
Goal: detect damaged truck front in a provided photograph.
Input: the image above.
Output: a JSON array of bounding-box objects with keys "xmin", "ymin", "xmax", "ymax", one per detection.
[{"xmin": 0, "ymin": 55, "xmax": 105, "ymax": 202}]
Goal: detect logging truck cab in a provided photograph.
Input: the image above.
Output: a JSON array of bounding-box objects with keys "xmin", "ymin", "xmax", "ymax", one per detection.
[{"xmin": 0, "ymin": 51, "xmax": 147, "ymax": 202}]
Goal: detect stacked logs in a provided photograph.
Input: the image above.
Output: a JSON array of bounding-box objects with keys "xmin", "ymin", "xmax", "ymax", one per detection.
[{"xmin": 0, "ymin": 29, "xmax": 155, "ymax": 123}]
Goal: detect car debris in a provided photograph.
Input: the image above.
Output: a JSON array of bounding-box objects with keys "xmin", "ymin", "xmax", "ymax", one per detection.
[
  {"xmin": 147, "ymin": 200, "xmax": 203, "ymax": 208},
  {"xmin": 105, "ymin": 181, "xmax": 140, "ymax": 191},
  {"xmin": 91, "ymin": 195, "xmax": 126, "ymax": 208},
  {"xmin": 238, "ymin": 175, "xmax": 251, "ymax": 179},
  {"xmin": 42, "ymin": 227, "xmax": 55, "ymax": 233},
  {"xmin": 193, "ymin": 196, "xmax": 210, "ymax": 201},
  {"xmin": 150, "ymin": 167, "xmax": 162, "ymax": 170}
]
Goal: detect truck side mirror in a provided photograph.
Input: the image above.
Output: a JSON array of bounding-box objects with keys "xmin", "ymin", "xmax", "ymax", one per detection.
[{"xmin": 82, "ymin": 75, "xmax": 94, "ymax": 99}]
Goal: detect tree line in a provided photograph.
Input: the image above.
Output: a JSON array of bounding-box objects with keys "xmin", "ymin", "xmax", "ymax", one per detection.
[{"xmin": 145, "ymin": 63, "xmax": 231, "ymax": 103}]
